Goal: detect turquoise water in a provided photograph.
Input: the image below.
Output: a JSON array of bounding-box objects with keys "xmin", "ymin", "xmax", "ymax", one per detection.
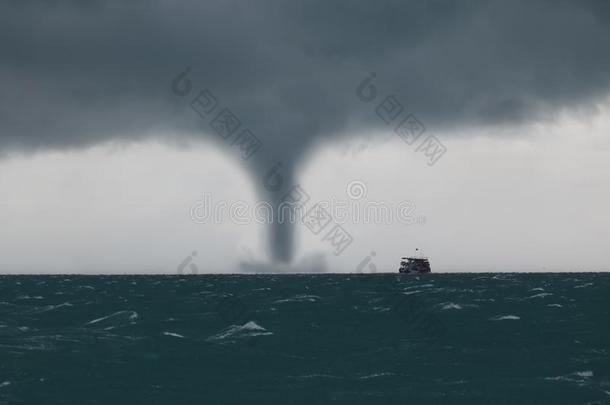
[{"xmin": 1, "ymin": 273, "xmax": 609, "ymax": 404}]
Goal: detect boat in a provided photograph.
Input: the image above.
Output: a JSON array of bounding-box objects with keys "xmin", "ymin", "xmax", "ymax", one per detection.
[
  {"xmin": 398, "ymin": 249, "xmax": 431, "ymax": 273},
  {"xmin": 399, "ymin": 257, "xmax": 431, "ymax": 273}
]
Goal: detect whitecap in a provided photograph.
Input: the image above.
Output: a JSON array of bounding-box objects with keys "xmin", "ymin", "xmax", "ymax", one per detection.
[
  {"xmin": 574, "ymin": 283, "xmax": 594, "ymax": 289},
  {"xmin": 358, "ymin": 372, "xmax": 397, "ymax": 380},
  {"xmin": 162, "ymin": 331, "xmax": 185, "ymax": 338},
  {"xmin": 545, "ymin": 376, "xmax": 570, "ymax": 382},
  {"xmin": 404, "ymin": 284, "xmax": 433, "ymax": 290},
  {"xmin": 206, "ymin": 321, "xmax": 272, "ymax": 342},
  {"xmin": 0, "ymin": 325, "xmax": 33, "ymax": 336},
  {"xmin": 33, "ymin": 302, "xmax": 73, "ymax": 313},
  {"xmin": 575, "ymin": 370, "xmax": 593, "ymax": 378},
  {"xmin": 296, "ymin": 374, "xmax": 342, "ymax": 380},
  {"xmin": 403, "ymin": 290, "xmax": 421, "ymax": 295},
  {"xmin": 86, "ymin": 310, "xmax": 138, "ymax": 327},
  {"xmin": 441, "ymin": 303, "xmax": 462, "ymax": 310},
  {"xmin": 490, "ymin": 315, "xmax": 520, "ymax": 321},
  {"xmin": 0, "ymin": 381, "xmax": 10, "ymax": 388},
  {"xmin": 526, "ymin": 293, "xmax": 553, "ymax": 299},
  {"xmin": 547, "ymin": 304, "xmax": 562, "ymax": 308},
  {"xmin": 545, "ymin": 370, "xmax": 593, "ymax": 383},
  {"xmin": 274, "ymin": 294, "xmax": 320, "ymax": 304}
]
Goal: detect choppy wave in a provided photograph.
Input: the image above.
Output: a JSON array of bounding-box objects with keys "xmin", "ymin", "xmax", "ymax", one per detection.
[
  {"xmin": 162, "ymin": 331, "xmax": 185, "ymax": 338},
  {"xmin": 29, "ymin": 302, "xmax": 73, "ymax": 314},
  {"xmin": 206, "ymin": 321, "xmax": 273, "ymax": 342},
  {"xmin": 358, "ymin": 372, "xmax": 398, "ymax": 380},
  {"xmin": 574, "ymin": 283, "xmax": 594, "ymax": 289},
  {"xmin": 546, "ymin": 370, "xmax": 594, "ymax": 383},
  {"xmin": 526, "ymin": 292, "xmax": 553, "ymax": 299},
  {"xmin": 86, "ymin": 310, "xmax": 138, "ymax": 329},
  {"xmin": 490, "ymin": 315, "xmax": 521, "ymax": 321},
  {"xmin": 274, "ymin": 294, "xmax": 321, "ymax": 304}
]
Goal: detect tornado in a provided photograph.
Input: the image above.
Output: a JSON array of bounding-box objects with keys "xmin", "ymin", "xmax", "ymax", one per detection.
[
  {"xmin": 266, "ymin": 183, "xmax": 296, "ymax": 263},
  {"xmin": 255, "ymin": 157, "xmax": 300, "ymax": 263}
]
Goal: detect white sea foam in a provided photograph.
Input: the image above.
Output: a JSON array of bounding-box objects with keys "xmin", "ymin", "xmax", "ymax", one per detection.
[
  {"xmin": 545, "ymin": 376, "xmax": 568, "ymax": 382},
  {"xmin": 34, "ymin": 302, "xmax": 73, "ymax": 313},
  {"xmin": 403, "ymin": 290, "xmax": 421, "ymax": 295},
  {"xmin": 575, "ymin": 370, "xmax": 593, "ymax": 378},
  {"xmin": 86, "ymin": 310, "xmax": 138, "ymax": 325},
  {"xmin": 441, "ymin": 303, "xmax": 462, "ymax": 310},
  {"xmin": 405, "ymin": 284, "xmax": 433, "ymax": 290},
  {"xmin": 162, "ymin": 331, "xmax": 185, "ymax": 338},
  {"xmin": 526, "ymin": 293, "xmax": 553, "ymax": 299},
  {"xmin": 274, "ymin": 294, "xmax": 320, "ymax": 304},
  {"xmin": 358, "ymin": 372, "xmax": 397, "ymax": 380},
  {"xmin": 297, "ymin": 374, "xmax": 342, "ymax": 380},
  {"xmin": 547, "ymin": 304, "xmax": 562, "ymax": 307},
  {"xmin": 0, "ymin": 381, "xmax": 10, "ymax": 388},
  {"xmin": 545, "ymin": 370, "xmax": 593, "ymax": 383},
  {"xmin": 206, "ymin": 321, "xmax": 272, "ymax": 342},
  {"xmin": 490, "ymin": 315, "xmax": 520, "ymax": 321}
]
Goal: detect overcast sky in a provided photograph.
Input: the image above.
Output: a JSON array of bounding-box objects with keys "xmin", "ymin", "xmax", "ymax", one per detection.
[{"xmin": 1, "ymin": 0, "xmax": 609, "ymax": 272}]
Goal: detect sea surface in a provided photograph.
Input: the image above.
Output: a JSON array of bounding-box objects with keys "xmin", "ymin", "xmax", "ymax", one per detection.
[{"xmin": 1, "ymin": 273, "xmax": 609, "ymax": 404}]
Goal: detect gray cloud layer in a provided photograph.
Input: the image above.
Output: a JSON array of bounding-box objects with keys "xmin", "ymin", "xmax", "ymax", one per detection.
[{"xmin": 2, "ymin": 0, "xmax": 610, "ymax": 261}]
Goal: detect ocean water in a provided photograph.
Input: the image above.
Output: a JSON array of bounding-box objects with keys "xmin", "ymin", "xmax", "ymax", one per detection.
[{"xmin": 1, "ymin": 273, "xmax": 609, "ymax": 404}]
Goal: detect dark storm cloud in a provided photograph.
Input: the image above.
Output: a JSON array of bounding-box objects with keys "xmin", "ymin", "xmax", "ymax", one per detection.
[
  {"xmin": 3, "ymin": 0, "xmax": 610, "ymax": 151},
  {"xmin": 2, "ymin": 0, "xmax": 610, "ymax": 261}
]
